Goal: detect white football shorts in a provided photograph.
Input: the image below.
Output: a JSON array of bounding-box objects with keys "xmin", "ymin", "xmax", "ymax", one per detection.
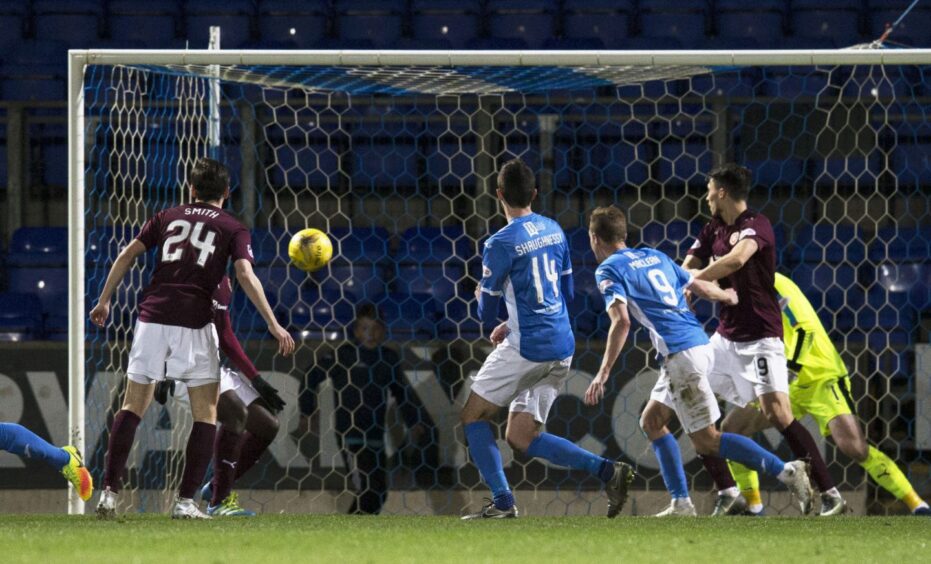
[
  {"xmin": 126, "ymin": 320, "xmax": 220, "ymax": 388},
  {"xmin": 649, "ymin": 342, "xmax": 721, "ymax": 434},
  {"xmin": 218, "ymin": 366, "xmax": 261, "ymax": 406},
  {"xmin": 470, "ymin": 340, "xmax": 572, "ymax": 423},
  {"xmin": 706, "ymin": 333, "xmax": 789, "ymax": 408}
]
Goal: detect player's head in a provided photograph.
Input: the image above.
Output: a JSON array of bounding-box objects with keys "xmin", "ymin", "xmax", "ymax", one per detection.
[
  {"xmin": 496, "ymin": 158, "xmax": 537, "ymax": 210},
  {"xmin": 588, "ymin": 205, "xmax": 627, "ymax": 260},
  {"xmin": 353, "ymin": 302, "xmax": 386, "ymax": 349},
  {"xmin": 190, "ymin": 157, "xmax": 230, "ymax": 204},
  {"xmin": 706, "ymin": 163, "xmax": 751, "ymax": 217}
]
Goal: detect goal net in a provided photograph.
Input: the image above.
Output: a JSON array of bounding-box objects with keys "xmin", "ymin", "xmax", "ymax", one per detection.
[{"xmin": 70, "ymin": 49, "xmax": 931, "ymax": 516}]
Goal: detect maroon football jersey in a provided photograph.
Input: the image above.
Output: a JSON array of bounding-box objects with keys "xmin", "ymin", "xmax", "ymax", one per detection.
[
  {"xmin": 687, "ymin": 209, "xmax": 783, "ymax": 342},
  {"xmin": 136, "ymin": 203, "xmax": 253, "ymax": 329}
]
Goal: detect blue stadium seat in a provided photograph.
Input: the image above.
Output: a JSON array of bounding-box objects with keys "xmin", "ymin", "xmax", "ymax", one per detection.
[
  {"xmin": 792, "ymin": 262, "xmax": 860, "ymax": 313},
  {"xmin": 790, "ymin": 0, "xmax": 864, "ymax": 45},
  {"xmin": 33, "ymin": 0, "xmax": 103, "ymax": 47},
  {"xmin": 864, "ymin": 286, "xmax": 916, "ymax": 342},
  {"xmin": 0, "ymin": 292, "xmax": 44, "ymax": 341},
  {"xmin": 313, "ymin": 263, "xmax": 388, "ymax": 301},
  {"xmin": 8, "ymin": 267, "xmax": 68, "ymax": 315},
  {"xmin": 108, "ymin": 0, "xmax": 179, "ymax": 47},
  {"xmin": 639, "ymin": 220, "xmax": 699, "ymax": 260},
  {"xmin": 86, "ymin": 225, "xmax": 138, "ymax": 265},
  {"xmin": 286, "ymin": 288, "xmax": 354, "ymax": 339},
  {"xmin": 812, "ymin": 155, "xmax": 881, "ymax": 189},
  {"xmin": 745, "ymin": 159, "xmax": 806, "ymax": 188},
  {"xmin": 328, "ymin": 226, "xmax": 392, "ymax": 264},
  {"xmin": 250, "ymin": 228, "xmax": 289, "ymax": 266},
  {"xmin": 437, "ymin": 298, "xmax": 483, "ymax": 340},
  {"xmin": 583, "ymin": 142, "xmax": 651, "ymax": 188},
  {"xmin": 427, "ymin": 141, "xmax": 477, "ymax": 185},
  {"xmin": 869, "ymin": 2, "xmax": 931, "ymax": 39},
  {"xmin": 258, "ymin": 0, "xmax": 328, "ymax": 48},
  {"xmin": 41, "ymin": 140, "xmax": 68, "ymax": 187},
  {"xmin": 393, "ymin": 37, "xmax": 454, "ymax": 50},
  {"xmin": 231, "ymin": 287, "xmax": 279, "ymax": 338},
  {"xmin": 870, "ymin": 227, "xmax": 931, "ymax": 263},
  {"xmin": 253, "ymin": 266, "xmax": 302, "ymax": 307},
  {"xmin": 7, "ymin": 227, "xmax": 68, "ymax": 267},
  {"xmin": 715, "ymin": 0, "xmax": 786, "ymax": 43},
  {"xmin": 613, "ymin": 35, "xmax": 685, "ymax": 51},
  {"xmin": 793, "ymin": 224, "xmax": 866, "ymax": 263},
  {"xmin": 0, "ymin": 40, "xmax": 68, "ymax": 101},
  {"xmin": 658, "ymin": 142, "xmax": 714, "ymax": 187},
  {"xmin": 0, "ymin": 2, "xmax": 26, "ymax": 52},
  {"xmin": 638, "ymin": 0, "xmax": 708, "ymax": 43},
  {"xmin": 565, "ymin": 227, "xmax": 596, "ymax": 265},
  {"xmin": 394, "ymin": 264, "xmax": 464, "ymax": 303},
  {"xmin": 378, "ymin": 292, "xmax": 440, "ymax": 339},
  {"xmin": 268, "ymin": 143, "xmax": 341, "ymax": 189},
  {"xmin": 567, "ymin": 292, "xmax": 598, "ymax": 336},
  {"xmin": 352, "ymin": 141, "xmax": 418, "ymax": 190},
  {"xmin": 760, "ymin": 65, "xmax": 833, "ymax": 98},
  {"xmin": 399, "ymin": 226, "xmax": 473, "ymax": 263},
  {"xmin": 184, "ymin": 0, "xmax": 254, "ymax": 49},
  {"xmin": 892, "ymin": 141, "xmax": 931, "ymax": 186},
  {"xmin": 45, "ymin": 293, "xmax": 68, "ymax": 341},
  {"xmin": 335, "ymin": 0, "xmax": 404, "ymax": 48},
  {"xmin": 486, "ymin": 0, "xmax": 556, "ymax": 49},
  {"xmin": 876, "ymin": 262, "xmax": 931, "ymax": 311},
  {"xmin": 465, "ymin": 37, "xmax": 529, "ymax": 50},
  {"xmin": 562, "ymin": 0, "xmax": 632, "ymax": 48},
  {"xmin": 542, "ymin": 37, "xmax": 606, "ymax": 49},
  {"xmin": 411, "ymin": 0, "xmax": 481, "ymax": 49}
]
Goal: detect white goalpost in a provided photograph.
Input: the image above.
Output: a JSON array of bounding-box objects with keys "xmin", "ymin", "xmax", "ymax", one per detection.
[{"xmin": 68, "ymin": 48, "xmax": 931, "ymax": 516}]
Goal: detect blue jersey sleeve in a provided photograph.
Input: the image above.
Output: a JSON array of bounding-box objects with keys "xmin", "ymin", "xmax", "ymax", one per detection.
[
  {"xmin": 671, "ymin": 261, "xmax": 694, "ymax": 290},
  {"xmin": 478, "ymin": 238, "xmax": 511, "ymax": 324},
  {"xmin": 595, "ymin": 263, "xmax": 627, "ymax": 310},
  {"xmin": 560, "ymin": 239, "xmax": 574, "ymax": 302}
]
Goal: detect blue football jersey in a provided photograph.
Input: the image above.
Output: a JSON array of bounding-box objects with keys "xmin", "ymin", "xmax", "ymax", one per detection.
[
  {"xmin": 595, "ymin": 247, "xmax": 708, "ymax": 356},
  {"xmin": 478, "ymin": 213, "xmax": 575, "ymax": 362}
]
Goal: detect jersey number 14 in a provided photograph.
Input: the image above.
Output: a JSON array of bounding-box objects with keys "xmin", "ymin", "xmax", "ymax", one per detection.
[{"xmin": 531, "ymin": 252, "xmax": 559, "ymax": 303}]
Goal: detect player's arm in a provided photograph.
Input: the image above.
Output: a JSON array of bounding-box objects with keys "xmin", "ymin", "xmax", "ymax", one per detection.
[
  {"xmin": 681, "ymin": 223, "xmax": 712, "ymax": 273},
  {"xmin": 688, "ymin": 278, "xmax": 738, "ymax": 306},
  {"xmin": 90, "ymin": 239, "xmax": 147, "ymax": 327},
  {"xmin": 694, "ymin": 238, "xmax": 758, "ymax": 282},
  {"xmin": 215, "ymin": 306, "xmax": 286, "ymax": 411},
  {"xmin": 477, "ymin": 239, "xmax": 511, "ymax": 328},
  {"xmin": 585, "ymin": 299, "xmax": 631, "ymax": 406},
  {"xmin": 681, "ymin": 254, "xmax": 704, "ymax": 272},
  {"xmin": 234, "ymin": 258, "xmax": 295, "ymax": 356}
]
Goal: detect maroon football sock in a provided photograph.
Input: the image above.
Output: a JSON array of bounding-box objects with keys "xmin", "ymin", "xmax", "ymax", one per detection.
[
  {"xmin": 700, "ymin": 454, "xmax": 738, "ymax": 491},
  {"xmin": 210, "ymin": 426, "xmax": 242, "ymax": 506},
  {"xmin": 103, "ymin": 410, "xmax": 141, "ymax": 492},
  {"xmin": 781, "ymin": 419, "xmax": 835, "ymax": 492},
  {"xmin": 235, "ymin": 431, "xmax": 273, "ymax": 480},
  {"xmin": 178, "ymin": 422, "xmax": 217, "ymax": 500}
]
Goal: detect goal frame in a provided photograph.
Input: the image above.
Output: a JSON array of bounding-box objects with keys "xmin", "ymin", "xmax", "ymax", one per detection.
[{"xmin": 67, "ymin": 48, "xmax": 931, "ymax": 514}]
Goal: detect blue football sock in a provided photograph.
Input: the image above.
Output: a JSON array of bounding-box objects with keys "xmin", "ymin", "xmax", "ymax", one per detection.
[
  {"xmin": 526, "ymin": 432, "xmax": 613, "ymax": 481},
  {"xmin": 0, "ymin": 422, "xmax": 70, "ymax": 469},
  {"xmin": 652, "ymin": 434, "xmax": 689, "ymax": 499},
  {"xmin": 719, "ymin": 433, "xmax": 785, "ymax": 477},
  {"xmin": 464, "ymin": 421, "xmax": 513, "ymax": 510}
]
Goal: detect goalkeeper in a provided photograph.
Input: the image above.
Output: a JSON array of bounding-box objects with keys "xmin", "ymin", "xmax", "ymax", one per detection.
[{"xmin": 725, "ymin": 272, "xmax": 930, "ymax": 516}]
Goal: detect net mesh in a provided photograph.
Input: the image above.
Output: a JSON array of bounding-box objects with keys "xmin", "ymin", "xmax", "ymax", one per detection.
[{"xmin": 81, "ymin": 57, "xmax": 931, "ymax": 515}]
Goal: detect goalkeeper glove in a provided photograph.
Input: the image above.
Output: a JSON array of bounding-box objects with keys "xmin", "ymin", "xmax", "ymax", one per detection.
[
  {"xmin": 252, "ymin": 375, "xmax": 286, "ymax": 413},
  {"xmin": 154, "ymin": 380, "xmax": 176, "ymax": 405}
]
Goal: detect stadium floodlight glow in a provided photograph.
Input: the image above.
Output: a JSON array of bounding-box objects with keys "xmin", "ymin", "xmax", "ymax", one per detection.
[{"xmin": 69, "ymin": 48, "xmax": 931, "ymax": 516}]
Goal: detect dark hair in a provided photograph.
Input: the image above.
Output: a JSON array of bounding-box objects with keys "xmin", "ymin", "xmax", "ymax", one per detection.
[
  {"xmin": 355, "ymin": 302, "xmax": 383, "ymax": 324},
  {"xmin": 589, "ymin": 205, "xmax": 628, "ymax": 245},
  {"xmin": 708, "ymin": 163, "xmax": 752, "ymax": 201},
  {"xmin": 497, "ymin": 158, "xmax": 536, "ymax": 208},
  {"xmin": 190, "ymin": 157, "xmax": 230, "ymax": 202}
]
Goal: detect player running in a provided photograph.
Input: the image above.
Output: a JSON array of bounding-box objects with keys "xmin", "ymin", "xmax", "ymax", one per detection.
[
  {"xmin": 460, "ymin": 159, "xmax": 634, "ymax": 520},
  {"xmin": 0, "ymin": 422, "xmax": 93, "ymax": 501},
  {"xmin": 682, "ymin": 163, "xmax": 843, "ymax": 516},
  {"xmin": 725, "ymin": 272, "xmax": 931, "ymax": 516},
  {"xmin": 90, "ymin": 158, "xmax": 294, "ymax": 520},
  {"xmin": 155, "ymin": 275, "xmax": 286, "ymax": 517},
  {"xmin": 586, "ymin": 206, "xmax": 813, "ymax": 517}
]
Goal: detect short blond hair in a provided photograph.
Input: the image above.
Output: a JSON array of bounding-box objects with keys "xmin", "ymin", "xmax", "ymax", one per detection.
[{"xmin": 589, "ymin": 206, "xmax": 627, "ymax": 244}]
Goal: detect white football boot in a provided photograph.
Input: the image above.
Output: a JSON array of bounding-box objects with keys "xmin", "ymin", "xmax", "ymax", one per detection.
[
  {"xmin": 655, "ymin": 498, "xmax": 698, "ymax": 517},
  {"xmin": 170, "ymin": 496, "xmax": 211, "ymax": 520},
  {"xmin": 95, "ymin": 487, "xmax": 118, "ymax": 520},
  {"xmin": 778, "ymin": 460, "xmax": 814, "ymax": 515}
]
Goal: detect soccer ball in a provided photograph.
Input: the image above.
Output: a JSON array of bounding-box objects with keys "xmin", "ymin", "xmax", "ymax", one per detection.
[{"xmin": 288, "ymin": 228, "xmax": 333, "ymax": 272}]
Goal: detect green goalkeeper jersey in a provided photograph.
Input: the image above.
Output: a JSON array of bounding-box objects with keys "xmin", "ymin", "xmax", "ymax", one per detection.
[{"xmin": 774, "ymin": 272, "xmax": 848, "ymax": 385}]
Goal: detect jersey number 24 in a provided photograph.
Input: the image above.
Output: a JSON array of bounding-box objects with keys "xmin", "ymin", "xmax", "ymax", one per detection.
[{"xmin": 163, "ymin": 219, "xmax": 217, "ymax": 267}]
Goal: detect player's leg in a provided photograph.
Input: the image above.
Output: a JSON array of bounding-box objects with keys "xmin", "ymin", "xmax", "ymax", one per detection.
[
  {"xmin": 207, "ymin": 389, "xmax": 250, "ymax": 515},
  {"xmin": 460, "ymin": 391, "xmax": 514, "ymax": 518},
  {"xmin": 0, "ymin": 422, "xmax": 93, "ymax": 501},
  {"xmin": 235, "ymin": 400, "xmax": 280, "ymax": 481},
  {"xmin": 173, "ymin": 380, "xmax": 218, "ymax": 519},
  {"xmin": 639, "ymin": 400, "xmax": 694, "ymax": 516},
  {"xmin": 721, "ymin": 405, "xmax": 771, "ymax": 515}
]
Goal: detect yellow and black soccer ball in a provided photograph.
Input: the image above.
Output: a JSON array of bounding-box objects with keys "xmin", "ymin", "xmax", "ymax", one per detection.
[{"xmin": 288, "ymin": 228, "xmax": 333, "ymax": 272}]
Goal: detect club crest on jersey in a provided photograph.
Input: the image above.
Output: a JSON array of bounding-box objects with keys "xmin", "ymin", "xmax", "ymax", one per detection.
[
  {"xmin": 523, "ymin": 222, "xmax": 541, "ymax": 237},
  {"xmin": 729, "ymin": 232, "xmax": 739, "ymax": 245},
  {"xmin": 482, "ymin": 264, "xmax": 492, "ymax": 278}
]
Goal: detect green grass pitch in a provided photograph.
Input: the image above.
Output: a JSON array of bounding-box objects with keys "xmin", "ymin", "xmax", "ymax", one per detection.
[{"xmin": 1, "ymin": 514, "xmax": 927, "ymax": 563}]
